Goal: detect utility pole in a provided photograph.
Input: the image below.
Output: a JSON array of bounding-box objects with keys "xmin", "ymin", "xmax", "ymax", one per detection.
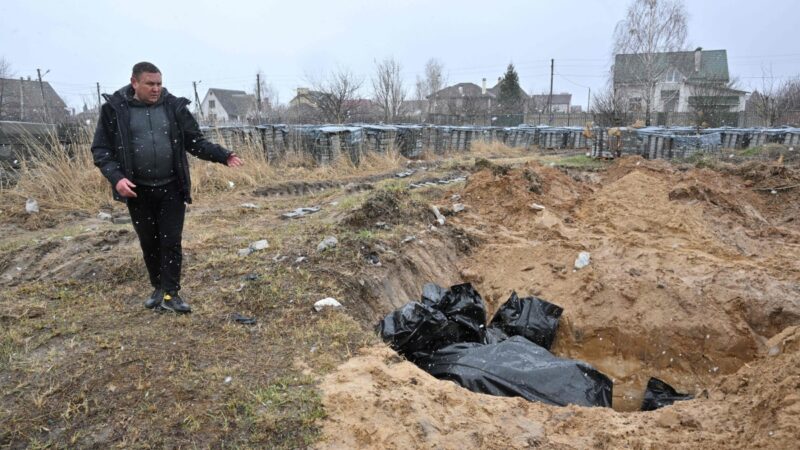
[
  {"xmin": 19, "ymin": 77, "xmax": 24, "ymax": 121},
  {"xmin": 96, "ymin": 82, "xmax": 102, "ymax": 110},
  {"xmin": 587, "ymin": 88, "xmax": 591, "ymax": 114},
  {"xmin": 37, "ymin": 68, "xmax": 50, "ymax": 123},
  {"xmin": 192, "ymin": 81, "xmax": 203, "ymax": 118},
  {"xmin": 548, "ymin": 59, "xmax": 554, "ymax": 124},
  {"xmin": 255, "ymin": 73, "xmax": 262, "ymax": 122}
]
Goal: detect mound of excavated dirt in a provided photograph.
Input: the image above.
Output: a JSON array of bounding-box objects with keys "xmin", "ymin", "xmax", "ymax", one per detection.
[
  {"xmin": 343, "ymin": 189, "xmax": 432, "ymax": 229},
  {"xmin": 442, "ymin": 156, "xmax": 800, "ymax": 410},
  {"xmin": 316, "ymin": 156, "xmax": 800, "ymax": 448}
]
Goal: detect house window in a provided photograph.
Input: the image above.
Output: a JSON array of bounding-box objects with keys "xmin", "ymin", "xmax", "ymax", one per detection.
[
  {"xmin": 208, "ymin": 100, "xmax": 215, "ymax": 109},
  {"xmin": 665, "ymin": 68, "xmax": 682, "ymax": 83}
]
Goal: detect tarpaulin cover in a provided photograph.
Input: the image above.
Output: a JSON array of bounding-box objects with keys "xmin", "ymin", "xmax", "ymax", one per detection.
[
  {"xmin": 641, "ymin": 377, "xmax": 693, "ymax": 411},
  {"xmin": 488, "ymin": 292, "xmax": 563, "ymax": 350},
  {"xmin": 418, "ymin": 336, "xmax": 613, "ymax": 407}
]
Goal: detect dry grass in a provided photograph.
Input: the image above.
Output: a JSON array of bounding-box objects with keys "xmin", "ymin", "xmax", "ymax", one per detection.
[
  {"xmin": 0, "ymin": 130, "xmax": 411, "ymax": 217},
  {"xmin": 469, "ymin": 140, "xmax": 533, "ymax": 158},
  {"xmin": 1, "ymin": 129, "xmax": 109, "ymax": 212}
]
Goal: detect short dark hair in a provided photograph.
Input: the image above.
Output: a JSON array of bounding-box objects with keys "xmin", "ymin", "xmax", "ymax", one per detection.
[{"xmin": 132, "ymin": 62, "xmax": 161, "ymax": 80}]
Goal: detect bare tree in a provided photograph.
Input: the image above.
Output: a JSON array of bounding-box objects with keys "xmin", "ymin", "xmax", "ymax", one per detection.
[
  {"xmin": 414, "ymin": 77, "xmax": 426, "ymax": 102},
  {"xmin": 372, "ymin": 57, "xmax": 406, "ymax": 123},
  {"xmin": 613, "ymin": 0, "xmax": 688, "ymax": 125},
  {"xmin": 422, "ymin": 59, "xmax": 446, "ymax": 115},
  {"xmin": 751, "ymin": 68, "xmax": 800, "ymax": 127},
  {"xmin": 309, "ymin": 68, "xmax": 364, "ymax": 123},
  {"xmin": 592, "ymin": 85, "xmax": 632, "ymax": 127},
  {"xmin": 687, "ymin": 77, "xmax": 742, "ymax": 127}
]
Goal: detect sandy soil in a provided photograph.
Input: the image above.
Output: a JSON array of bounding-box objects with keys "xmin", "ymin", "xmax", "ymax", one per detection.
[{"xmin": 317, "ymin": 156, "xmax": 800, "ymax": 448}]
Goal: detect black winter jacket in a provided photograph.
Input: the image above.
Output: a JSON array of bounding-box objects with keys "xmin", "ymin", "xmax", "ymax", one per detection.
[{"xmin": 91, "ymin": 85, "xmax": 231, "ymax": 203}]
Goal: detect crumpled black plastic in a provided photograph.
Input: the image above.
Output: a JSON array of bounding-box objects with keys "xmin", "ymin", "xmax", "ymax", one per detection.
[
  {"xmin": 417, "ymin": 336, "xmax": 613, "ymax": 407},
  {"xmin": 420, "ymin": 282, "xmax": 487, "ymax": 344},
  {"xmin": 641, "ymin": 377, "xmax": 693, "ymax": 411},
  {"xmin": 488, "ymin": 291, "xmax": 563, "ymax": 350},
  {"xmin": 377, "ymin": 301, "xmax": 474, "ymax": 362},
  {"xmin": 378, "ymin": 283, "xmax": 613, "ymax": 408}
]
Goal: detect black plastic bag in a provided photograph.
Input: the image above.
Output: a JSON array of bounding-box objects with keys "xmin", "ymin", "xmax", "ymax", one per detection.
[
  {"xmin": 641, "ymin": 377, "xmax": 693, "ymax": 411},
  {"xmin": 378, "ymin": 283, "xmax": 487, "ymax": 361},
  {"xmin": 376, "ymin": 302, "xmax": 471, "ymax": 361},
  {"xmin": 421, "ymin": 283, "xmax": 487, "ymax": 344},
  {"xmin": 483, "ymin": 326, "xmax": 510, "ymax": 345},
  {"xmin": 418, "ymin": 336, "xmax": 613, "ymax": 408},
  {"xmin": 488, "ymin": 291, "xmax": 563, "ymax": 350}
]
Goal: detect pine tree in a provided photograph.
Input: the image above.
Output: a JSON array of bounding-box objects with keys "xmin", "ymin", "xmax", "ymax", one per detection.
[{"xmin": 497, "ymin": 63, "xmax": 524, "ymax": 114}]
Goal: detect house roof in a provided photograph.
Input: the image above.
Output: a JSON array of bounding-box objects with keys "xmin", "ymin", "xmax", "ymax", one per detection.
[
  {"xmin": 431, "ymin": 83, "xmax": 496, "ymax": 99},
  {"xmin": 531, "ymin": 94, "xmax": 572, "ymax": 105},
  {"xmin": 614, "ymin": 49, "xmax": 730, "ymax": 84},
  {"xmin": 208, "ymin": 88, "xmax": 255, "ymax": 118},
  {"xmin": 0, "ymin": 77, "xmax": 69, "ymax": 123},
  {"xmin": 290, "ymin": 89, "xmax": 328, "ymax": 106}
]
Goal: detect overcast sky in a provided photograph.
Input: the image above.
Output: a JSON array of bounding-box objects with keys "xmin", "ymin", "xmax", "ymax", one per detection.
[{"xmin": 2, "ymin": 0, "xmax": 799, "ymax": 112}]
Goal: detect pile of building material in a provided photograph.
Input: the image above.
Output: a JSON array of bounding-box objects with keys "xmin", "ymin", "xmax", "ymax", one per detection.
[{"xmin": 198, "ymin": 123, "xmax": 800, "ymax": 165}]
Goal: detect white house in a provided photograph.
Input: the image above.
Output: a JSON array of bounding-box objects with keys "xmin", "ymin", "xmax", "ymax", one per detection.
[
  {"xmin": 200, "ymin": 88, "xmax": 256, "ymax": 124},
  {"xmin": 613, "ymin": 48, "xmax": 746, "ymax": 115}
]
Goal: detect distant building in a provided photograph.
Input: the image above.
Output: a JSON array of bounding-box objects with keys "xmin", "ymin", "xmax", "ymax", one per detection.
[
  {"xmin": 428, "ymin": 79, "xmax": 498, "ymax": 116},
  {"xmin": 529, "ymin": 93, "xmax": 572, "ymax": 114},
  {"xmin": 613, "ymin": 48, "xmax": 746, "ymax": 114},
  {"xmin": 200, "ymin": 88, "xmax": 256, "ymax": 124},
  {"xmin": 0, "ymin": 77, "xmax": 69, "ymax": 123}
]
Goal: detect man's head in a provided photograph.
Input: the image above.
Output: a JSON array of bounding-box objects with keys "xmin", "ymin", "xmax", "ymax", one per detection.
[{"xmin": 130, "ymin": 62, "xmax": 162, "ymax": 104}]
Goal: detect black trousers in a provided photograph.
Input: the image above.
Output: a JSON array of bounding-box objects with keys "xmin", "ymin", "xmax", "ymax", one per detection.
[{"xmin": 126, "ymin": 181, "xmax": 186, "ymax": 294}]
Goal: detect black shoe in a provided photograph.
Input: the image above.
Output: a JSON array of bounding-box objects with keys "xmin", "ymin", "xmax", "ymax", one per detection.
[
  {"xmin": 161, "ymin": 293, "xmax": 192, "ymax": 313},
  {"xmin": 144, "ymin": 288, "xmax": 163, "ymax": 309}
]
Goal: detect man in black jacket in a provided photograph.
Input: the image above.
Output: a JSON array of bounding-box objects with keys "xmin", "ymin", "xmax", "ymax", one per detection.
[{"xmin": 92, "ymin": 62, "xmax": 243, "ymax": 313}]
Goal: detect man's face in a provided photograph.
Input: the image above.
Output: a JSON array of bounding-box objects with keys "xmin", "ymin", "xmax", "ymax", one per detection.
[{"xmin": 131, "ymin": 71, "xmax": 162, "ymax": 104}]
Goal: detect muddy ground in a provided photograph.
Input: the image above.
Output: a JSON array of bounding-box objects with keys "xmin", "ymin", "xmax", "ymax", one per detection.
[{"xmin": 1, "ymin": 150, "xmax": 799, "ymax": 449}]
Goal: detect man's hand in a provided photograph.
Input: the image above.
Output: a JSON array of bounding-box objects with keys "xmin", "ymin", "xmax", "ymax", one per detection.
[
  {"xmin": 115, "ymin": 178, "xmax": 137, "ymax": 198},
  {"xmin": 227, "ymin": 153, "xmax": 244, "ymax": 168}
]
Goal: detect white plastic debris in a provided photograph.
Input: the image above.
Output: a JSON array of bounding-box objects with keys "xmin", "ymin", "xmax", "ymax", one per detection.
[
  {"xmin": 317, "ymin": 236, "xmax": 338, "ymax": 252},
  {"xmin": 771, "ymin": 189, "xmax": 778, "ymax": 195},
  {"xmin": 238, "ymin": 248, "xmax": 253, "ymax": 257},
  {"xmin": 530, "ymin": 203, "xmax": 545, "ymax": 211},
  {"xmin": 430, "ymin": 205, "xmax": 446, "ymax": 225},
  {"xmin": 223, "ymin": 376, "xmax": 232, "ymax": 384},
  {"xmin": 314, "ymin": 297, "xmax": 342, "ymax": 312},
  {"xmin": 97, "ymin": 212, "xmax": 113, "ymax": 221},
  {"xmin": 282, "ymin": 206, "xmax": 321, "ymax": 219},
  {"xmin": 25, "ymin": 198, "xmax": 39, "ymax": 214},
  {"xmin": 227, "ymin": 181, "xmax": 235, "ymax": 188},
  {"xmin": 401, "ymin": 235, "xmax": 416, "ymax": 244},
  {"xmin": 240, "ymin": 203, "xmax": 259, "ymax": 209},
  {"xmin": 249, "ymin": 239, "xmax": 269, "ymax": 251},
  {"xmin": 574, "ymin": 251, "xmax": 591, "ymax": 269}
]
